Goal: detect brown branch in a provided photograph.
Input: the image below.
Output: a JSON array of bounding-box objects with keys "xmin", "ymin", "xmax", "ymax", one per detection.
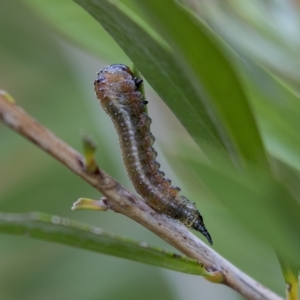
[{"xmin": 0, "ymin": 93, "xmax": 283, "ymax": 300}]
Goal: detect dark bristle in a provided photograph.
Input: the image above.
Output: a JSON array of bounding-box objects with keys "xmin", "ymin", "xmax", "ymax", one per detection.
[{"xmin": 134, "ymin": 77, "xmax": 143, "ymax": 88}]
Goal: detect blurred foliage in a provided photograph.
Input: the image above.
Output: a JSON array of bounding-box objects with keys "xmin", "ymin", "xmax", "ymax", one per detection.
[
  {"xmin": 1, "ymin": 0, "xmax": 300, "ymax": 299},
  {"xmin": 0, "ymin": 212, "xmax": 214, "ymax": 277}
]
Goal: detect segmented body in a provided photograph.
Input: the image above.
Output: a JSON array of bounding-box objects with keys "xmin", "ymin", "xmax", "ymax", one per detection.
[{"xmin": 94, "ymin": 64, "xmax": 212, "ymax": 245}]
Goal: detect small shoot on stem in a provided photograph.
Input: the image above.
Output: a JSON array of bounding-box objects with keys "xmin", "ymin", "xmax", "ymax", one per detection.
[
  {"xmin": 72, "ymin": 133, "xmax": 107, "ymax": 211},
  {"xmin": 81, "ymin": 132, "xmax": 100, "ymax": 174},
  {"xmin": 204, "ymin": 270, "xmax": 225, "ymax": 284},
  {"xmin": 72, "ymin": 197, "xmax": 109, "ymax": 211},
  {"xmin": 278, "ymin": 256, "xmax": 299, "ymax": 300},
  {"xmin": 0, "ymin": 90, "xmax": 15, "ymax": 103}
]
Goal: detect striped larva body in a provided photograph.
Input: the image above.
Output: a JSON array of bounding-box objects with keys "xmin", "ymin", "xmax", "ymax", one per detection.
[{"xmin": 94, "ymin": 64, "xmax": 212, "ymax": 245}]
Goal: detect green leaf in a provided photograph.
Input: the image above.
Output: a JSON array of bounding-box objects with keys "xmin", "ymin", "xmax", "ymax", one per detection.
[
  {"xmin": 0, "ymin": 211, "xmax": 211, "ymax": 276},
  {"xmin": 177, "ymin": 148, "xmax": 300, "ymax": 268},
  {"xmin": 132, "ymin": 0, "xmax": 269, "ymax": 169},
  {"xmin": 194, "ymin": 1, "xmax": 300, "ymax": 84},
  {"xmin": 73, "ymin": 0, "xmax": 235, "ymax": 160},
  {"xmin": 236, "ymin": 60, "xmax": 300, "ymax": 172},
  {"xmin": 24, "ymin": 0, "xmax": 269, "ymax": 168}
]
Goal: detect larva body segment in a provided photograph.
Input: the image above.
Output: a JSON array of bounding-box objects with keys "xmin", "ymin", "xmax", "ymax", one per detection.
[{"xmin": 94, "ymin": 64, "xmax": 212, "ymax": 245}]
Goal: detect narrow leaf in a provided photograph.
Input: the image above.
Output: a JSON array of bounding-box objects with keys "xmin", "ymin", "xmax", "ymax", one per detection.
[
  {"xmin": 0, "ymin": 211, "xmax": 213, "ymax": 277},
  {"xmin": 74, "ymin": 0, "xmax": 233, "ymax": 160},
  {"xmin": 133, "ymin": 0, "xmax": 269, "ymax": 169},
  {"xmin": 176, "ymin": 147, "xmax": 300, "ymax": 268}
]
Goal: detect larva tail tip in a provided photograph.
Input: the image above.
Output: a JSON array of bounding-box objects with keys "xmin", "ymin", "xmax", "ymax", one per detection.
[
  {"xmin": 199, "ymin": 227, "xmax": 213, "ymax": 245},
  {"xmin": 193, "ymin": 221, "xmax": 213, "ymax": 245},
  {"xmin": 204, "ymin": 231, "xmax": 213, "ymax": 245}
]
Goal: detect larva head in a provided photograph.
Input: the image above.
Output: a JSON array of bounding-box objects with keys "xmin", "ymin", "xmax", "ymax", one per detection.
[
  {"xmin": 94, "ymin": 64, "xmax": 137, "ymax": 104},
  {"xmin": 101, "ymin": 64, "xmax": 134, "ymax": 77}
]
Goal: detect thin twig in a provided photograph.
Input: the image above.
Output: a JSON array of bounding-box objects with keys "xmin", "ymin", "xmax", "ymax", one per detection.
[{"xmin": 0, "ymin": 94, "xmax": 283, "ymax": 300}]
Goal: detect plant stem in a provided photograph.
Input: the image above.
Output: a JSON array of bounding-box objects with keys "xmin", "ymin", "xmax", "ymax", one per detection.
[{"xmin": 0, "ymin": 93, "xmax": 283, "ymax": 300}]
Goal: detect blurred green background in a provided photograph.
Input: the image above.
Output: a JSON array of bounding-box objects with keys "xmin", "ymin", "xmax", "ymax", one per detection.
[{"xmin": 1, "ymin": 0, "xmax": 300, "ymax": 299}]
